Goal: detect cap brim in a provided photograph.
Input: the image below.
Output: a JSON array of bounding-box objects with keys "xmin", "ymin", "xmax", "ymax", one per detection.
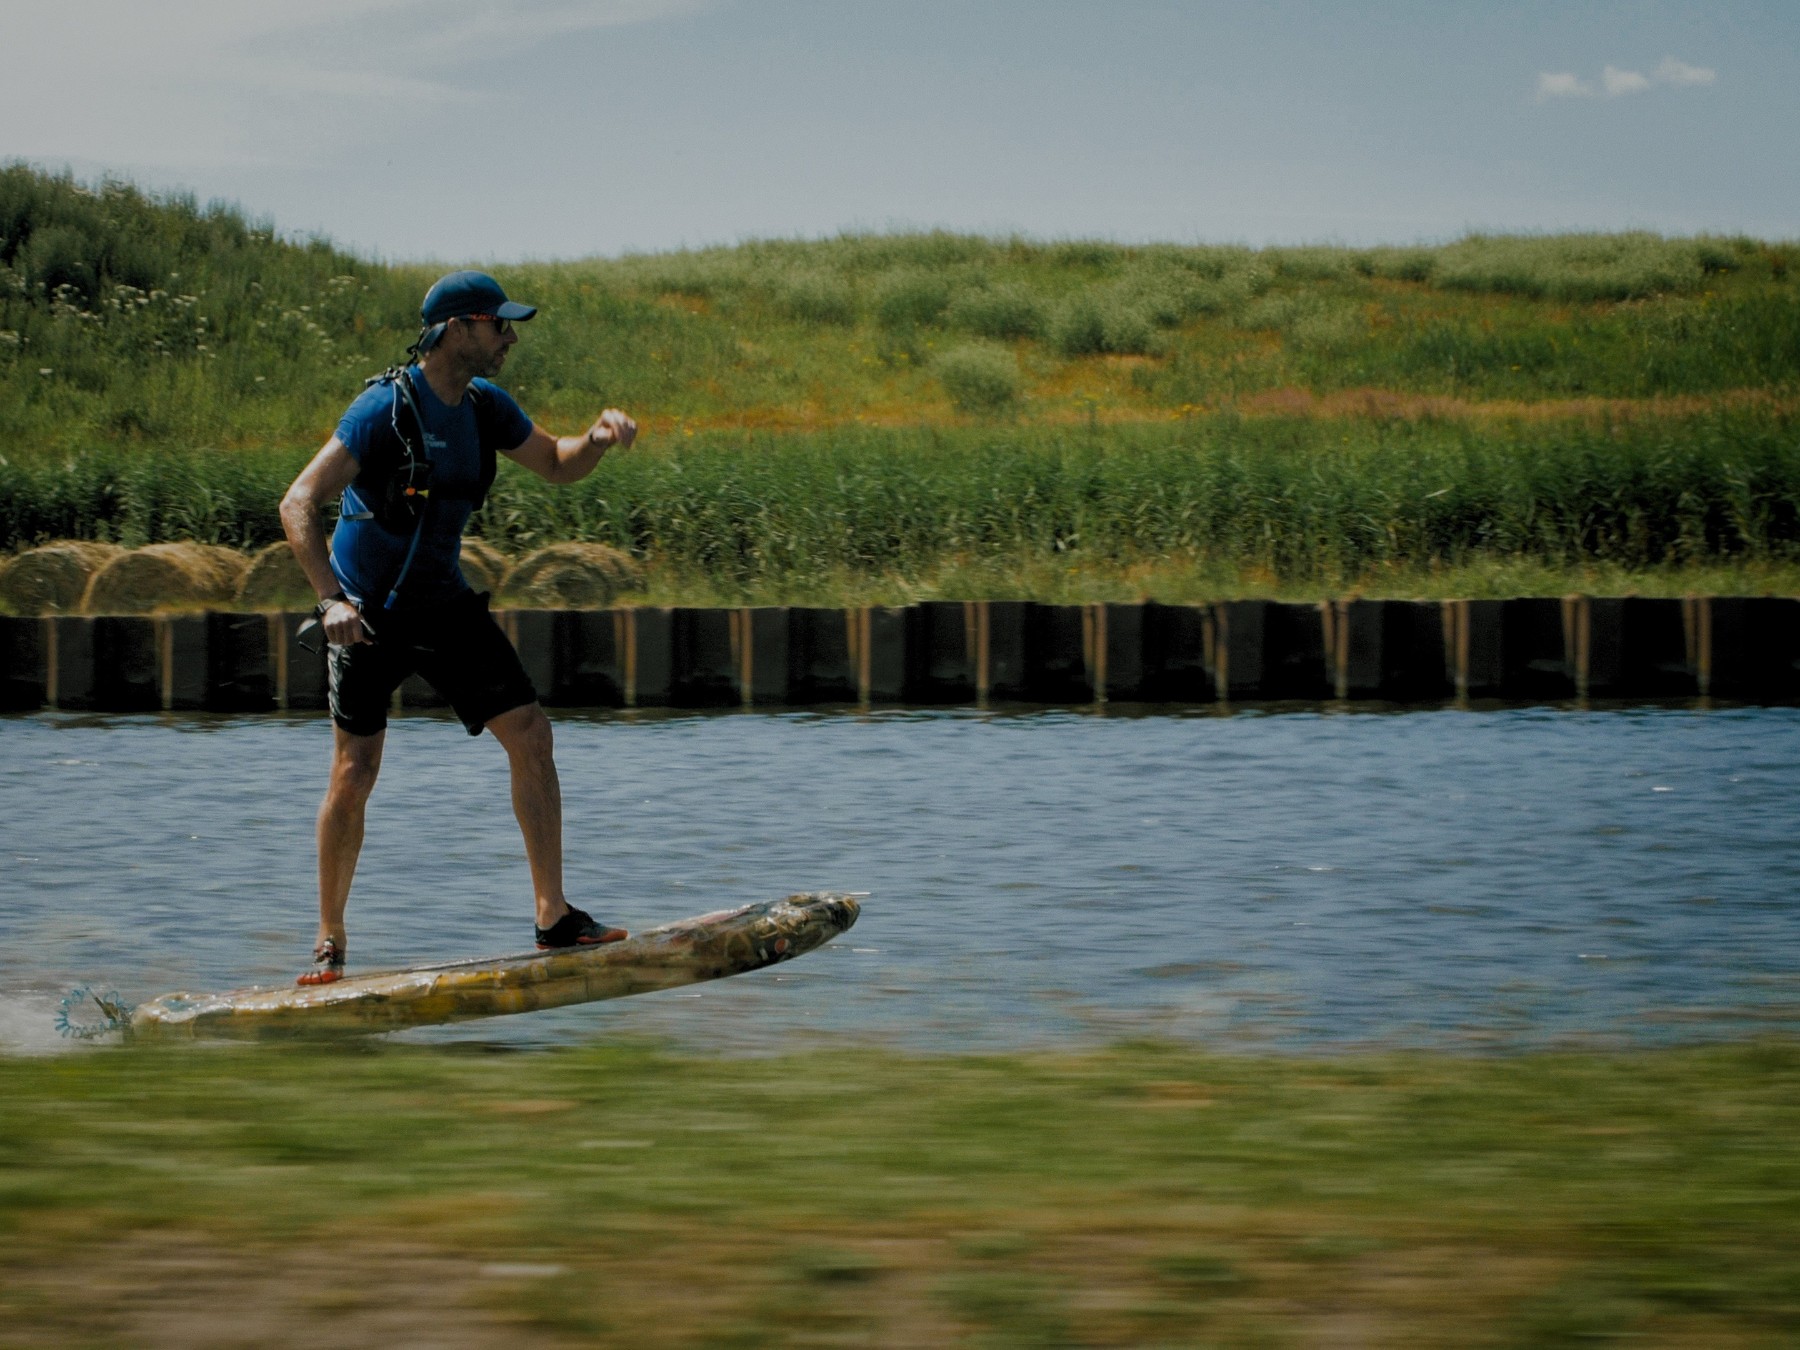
[{"xmin": 496, "ymin": 300, "xmax": 537, "ymax": 321}]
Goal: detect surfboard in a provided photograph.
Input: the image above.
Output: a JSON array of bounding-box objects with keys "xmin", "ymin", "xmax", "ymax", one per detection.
[{"xmin": 129, "ymin": 892, "xmax": 860, "ymax": 1041}]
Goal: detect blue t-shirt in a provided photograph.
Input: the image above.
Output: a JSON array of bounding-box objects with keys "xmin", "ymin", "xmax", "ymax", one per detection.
[{"xmin": 330, "ymin": 367, "xmax": 533, "ymax": 609}]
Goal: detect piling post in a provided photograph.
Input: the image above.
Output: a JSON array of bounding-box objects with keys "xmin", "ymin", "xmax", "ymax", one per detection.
[
  {"xmin": 0, "ymin": 616, "xmax": 47, "ymax": 710},
  {"xmin": 1261, "ymin": 602, "xmax": 1330, "ymax": 700},
  {"xmin": 1092, "ymin": 603, "xmax": 1145, "ymax": 702},
  {"xmin": 1682, "ymin": 597, "xmax": 1712, "ymax": 698},
  {"xmin": 733, "ymin": 607, "xmax": 790, "ymax": 706},
  {"xmin": 1617, "ymin": 598, "xmax": 1695, "ymax": 697},
  {"xmin": 211, "ymin": 612, "xmax": 276, "ymax": 712},
  {"xmin": 670, "ymin": 607, "xmax": 739, "ymax": 706},
  {"xmin": 980, "ymin": 601, "xmax": 1027, "ymax": 701},
  {"xmin": 497, "ymin": 609, "xmax": 559, "ymax": 707},
  {"xmin": 626, "ymin": 607, "xmax": 674, "ymax": 706},
  {"xmin": 1021, "ymin": 604, "xmax": 1093, "ymax": 703},
  {"xmin": 549, "ymin": 610, "xmax": 627, "ymax": 708},
  {"xmin": 1215, "ymin": 600, "xmax": 1269, "ymax": 700},
  {"xmin": 906, "ymin": 601, "xmax": 976, "ymax": 703},
  {"xmin": 93, "ymin": 617, "xmax": 159, "ymax": 712},
  {"xmin": 848, "ymin": 606, "xmax": 908, "ymax": 704},
  {"xmin": 1140, "ymin": 602, "xmax": 1211, "ymax": 702},
  {"xmin": 1442, "ymin": 600, "xmax": 1505, "ymax": 699},
  {"xmin": 1501, "ymin": 598, "xmax": 1574, "ymax": 699},
  {"xmin": 275, "ymin": 611, "xmax": 330, "ymax": 710},
  {"xmin": 786, "ymin": 607, "xmax": 856, "ymax": 705},
  {"xmin": 45, "ymin": 616, "xmax": 95, "ymax": 710},
  {"xmin": 1707, "ymin": 597, "xmax": 1800, "ymax": 700}
]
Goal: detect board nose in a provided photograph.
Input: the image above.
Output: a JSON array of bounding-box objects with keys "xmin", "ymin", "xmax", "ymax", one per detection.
[{"xmin": 800, "ymin": 892, "xmax": 861, "ymax": 934}]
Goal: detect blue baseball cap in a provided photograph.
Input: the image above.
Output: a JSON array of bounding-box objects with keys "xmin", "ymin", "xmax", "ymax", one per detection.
[{"xmin": 421, "ymin": 270, "xmax": 537, "ymax": 325}]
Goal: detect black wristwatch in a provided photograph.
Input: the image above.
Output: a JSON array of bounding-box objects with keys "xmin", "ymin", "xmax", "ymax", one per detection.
[{"xmin": 314, "ymin": 592, "xmax": 349, "ymax": 618}]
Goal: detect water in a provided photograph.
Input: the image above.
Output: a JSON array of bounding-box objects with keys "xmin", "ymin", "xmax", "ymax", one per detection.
[{"xmin": 2, "ymin": 704, "xmax": 1797, "ymax": 1055}]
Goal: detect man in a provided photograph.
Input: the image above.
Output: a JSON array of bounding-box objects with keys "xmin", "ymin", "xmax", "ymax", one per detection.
[{"xmin": 279, "ymin": 269, "xmax": 637, "ymax": 986}]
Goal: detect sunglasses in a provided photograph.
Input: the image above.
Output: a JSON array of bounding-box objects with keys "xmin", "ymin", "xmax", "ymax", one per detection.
[{"xmin": 458, "ymin": 313, "xmax": 514, "ymax": 336}]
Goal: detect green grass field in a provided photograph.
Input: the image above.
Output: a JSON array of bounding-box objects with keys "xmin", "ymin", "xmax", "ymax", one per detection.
[
  {"xmin": 4, "ymin": 165, "xmax": 1799, "ymax": 604},
  {"xmin": 2, "ymin": 1039, "xmax": 1796, "ymax": 1345}
]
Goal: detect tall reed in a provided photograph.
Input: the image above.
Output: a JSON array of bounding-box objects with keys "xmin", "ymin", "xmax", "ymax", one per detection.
[{"xmin": 10, "ymin": 413, "xmax": 1790, "ymax": 590}]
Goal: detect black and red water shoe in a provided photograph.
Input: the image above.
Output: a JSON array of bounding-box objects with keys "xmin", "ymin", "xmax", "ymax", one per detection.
[{"xmin": 535, "ymin": 905, "xmax": 628, "ymax": 950}]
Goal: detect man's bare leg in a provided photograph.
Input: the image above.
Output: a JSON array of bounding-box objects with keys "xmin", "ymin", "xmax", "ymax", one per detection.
[
  {"xmin": 316, "ymin": 724, "xmax": 385, "ymax": 949},
  {"xmin": 485, "ymin": 702, "xmax": 571, "ymax": 930}
]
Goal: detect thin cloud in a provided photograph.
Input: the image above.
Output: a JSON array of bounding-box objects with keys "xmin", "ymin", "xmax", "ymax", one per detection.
[
  {"xmin": 1536, "ymin": 72, "xmax": 1594, "ymax": 100},
  {"xmin": 1602, "ymin": 65, "xmax": 1651, "ymax": 96},
  {"xmin": 1655, "ymin": 57, "xmax": 1716, "ymax": 87},
  {"xmin": 1536, "ymin": 56, "xmax": 1717, "ymax": 102}
]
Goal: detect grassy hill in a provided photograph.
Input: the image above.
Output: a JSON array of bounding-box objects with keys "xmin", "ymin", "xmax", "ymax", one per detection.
[{"xmin": 2, "ymin": 164, "xmax": 1797, "ymax": 603}]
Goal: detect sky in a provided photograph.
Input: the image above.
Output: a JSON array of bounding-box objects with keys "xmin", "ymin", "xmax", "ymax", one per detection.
[{"xmin": 3, "ymin": 0, "xmax": 1797, "ymax": 263}]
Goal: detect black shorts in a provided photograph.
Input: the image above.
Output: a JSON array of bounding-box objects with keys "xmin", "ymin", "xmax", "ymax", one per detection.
[{"xmin": 327, "ymin": 590, "xmax": 537, "ymax": 737}]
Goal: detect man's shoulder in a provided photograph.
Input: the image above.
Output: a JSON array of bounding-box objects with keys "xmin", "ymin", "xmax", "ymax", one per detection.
[
  {"xmin": 468, "ymin": 379, "xmax": 534, "ymax": 449},
  {"xmin": 468, "ymin": 377, "xmax": 516, "ymax": 406},
  {"xmin": 334, "ymin": 379, "xmax": 393, "ymax": 457},
  {"xmin": 339, "ymin": 372, "xmax": 399, "ymax": 424}
]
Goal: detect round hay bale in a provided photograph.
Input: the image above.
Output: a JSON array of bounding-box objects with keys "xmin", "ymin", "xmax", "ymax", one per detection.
[
  {"xmin": 0, "ymin": 541, "xmax": 125, "ymax": 614},
  {"xmin": 83, "ymin": 543, "xmax": 249, "ymax": 614},
  {"xmin": 500, "ymin": 543, "xmax": 643, "ymax": 609},
  {"xmin": 458, "ymin": 537, "xmax": 511, "ymax": 594},
  {"xmin": 235, "ymin": 542, "xmax": 315, "ymax": 610}
]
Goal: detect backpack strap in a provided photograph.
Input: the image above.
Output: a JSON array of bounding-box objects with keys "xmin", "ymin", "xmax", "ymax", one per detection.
[
  {"xmin": 378, "ymin": 368, "xmax": 432, "ymax": 610},
  {"xmin": 338, "ymin": 366, "xmax": 434, "ymax": 609},
  {"xmin": 342, "ymin": 366, "xmax": 432, "ymax": 529}
]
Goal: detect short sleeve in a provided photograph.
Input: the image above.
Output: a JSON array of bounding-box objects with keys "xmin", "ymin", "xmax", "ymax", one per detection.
[
  {"xmin": 472, "ymin": 380, "xmax": 535, "ymax": 452},
  {"xmin": 334, "ymin": 382, "xmax": 389, "ymax": 464}
]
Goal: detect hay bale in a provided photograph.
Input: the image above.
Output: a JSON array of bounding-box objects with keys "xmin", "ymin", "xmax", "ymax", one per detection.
[
  {"xmin": 500, "ymin": 542, "xmax": 643, "ymax": 609},
  {"xmin": 0, "ymin": 541, "xmax": 125, "ymax": 614},
  {"xmin": 234, "ymin": 542, "xmax": 315, "ymax": 610},
  {"xmin": 458, "ymin": 537, "xmax": 511, "ymax": 594},
  {"xmin": 83, "ymin": 543, "xmax": 249, "ymax": 614}
]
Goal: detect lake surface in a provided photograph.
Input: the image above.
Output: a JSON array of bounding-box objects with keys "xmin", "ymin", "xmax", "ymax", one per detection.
[{"xmin": 2, "ymin": 703, "xmax": 1797, "ymax": 1055}]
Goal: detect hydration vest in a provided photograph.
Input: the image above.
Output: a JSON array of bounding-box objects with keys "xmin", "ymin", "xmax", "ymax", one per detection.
[
  {"xmin": 346, "ymin": 366, "xmax": 500, "ymax": 534},
  {"xmin": 342, "ymin": 365, "xmax": 503, "ymax": 611}
]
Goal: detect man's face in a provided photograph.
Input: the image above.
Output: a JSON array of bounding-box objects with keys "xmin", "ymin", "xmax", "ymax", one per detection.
[{"xmin": 450, "ymin": 314, "xmax": 518, "ymax": 377}]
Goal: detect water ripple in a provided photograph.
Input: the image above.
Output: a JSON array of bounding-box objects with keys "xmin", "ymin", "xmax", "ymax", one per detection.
[{"xmin": 1, "ymin": 704, "xmax": 1796, "ymax": 1053}]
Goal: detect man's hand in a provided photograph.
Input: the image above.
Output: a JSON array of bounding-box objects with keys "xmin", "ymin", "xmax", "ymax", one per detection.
[
  {"xmin": 323, "ymin": 598, "xmax": 371, "ymax": 646},
  {"xmin": 587, "ymin": 409, "xmax": 637, "ymax": 452}
]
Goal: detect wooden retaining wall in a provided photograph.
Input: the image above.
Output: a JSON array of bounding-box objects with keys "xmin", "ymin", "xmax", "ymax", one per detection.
[{"xmin": 1, "ymin": 598, "xmax": 1797, "ymax": 714}]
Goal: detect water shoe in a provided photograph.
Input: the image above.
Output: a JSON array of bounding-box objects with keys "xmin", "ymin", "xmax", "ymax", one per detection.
[
  {"xmin": 535, "ymin": 905, "xmax": 628, "ymax": 950},
  {"xmin": 297, "ymin": 936, "xmax": 346, "ymax": 986}
]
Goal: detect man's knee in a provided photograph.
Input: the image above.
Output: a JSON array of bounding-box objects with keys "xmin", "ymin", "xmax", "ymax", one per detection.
[
  {"xmin": 491, "ymin": 702, "xmax": 554, "ymax": 763},
  {"xmin": 328, "ymin": 732, "xmax": 384, "ymax": 804}
]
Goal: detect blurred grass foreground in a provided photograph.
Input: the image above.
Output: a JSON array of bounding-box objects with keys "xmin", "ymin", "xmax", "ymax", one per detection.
[{"xmin": 2, "ymin": 1040, "xmax": 1797, "ymax": 1345}]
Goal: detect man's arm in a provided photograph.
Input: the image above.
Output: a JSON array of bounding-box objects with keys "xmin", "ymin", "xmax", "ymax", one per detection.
[
  {"xmin": 279, "ymin": 437, "xmax": 368, "ymax": 645},
  {"xmin": 503, "ymin": 409, "xmax": 637, "ymax": 485}
]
